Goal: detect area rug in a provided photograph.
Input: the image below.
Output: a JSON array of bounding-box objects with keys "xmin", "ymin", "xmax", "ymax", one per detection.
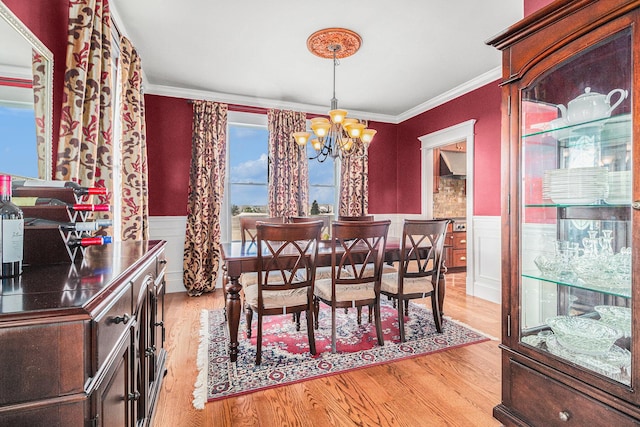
[{"xmin": 193, "ymin": 298, "xmax": 490, "ymax": 408}]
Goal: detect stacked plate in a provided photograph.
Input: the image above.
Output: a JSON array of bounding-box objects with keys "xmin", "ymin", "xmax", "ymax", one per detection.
[
  {"xmin": 542, "ymin": 167, "xmax": 608, "ymax": 204},
  {"xmin": 605, "ymin": 170, "xmax": 631, "ymax": 204}
]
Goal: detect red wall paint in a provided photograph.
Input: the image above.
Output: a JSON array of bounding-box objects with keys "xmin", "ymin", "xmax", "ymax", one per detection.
[
  {"xmin": 145, "ymin": 95, "xmax": 194, "ymax": 216},
  {"xmin": 524, "ymin": 0, "xmax": 556, "ymax": 16},
  {"xmin": 4, "ymin": 0, "xmax": 69, "ymax": 178},
  {"xmin": 367, "ymin": 121, "xmax": 398, "ymax": 213},
  {"xmin": 396, "ymin": 81, "xmax": 503, "ymax": 216}
]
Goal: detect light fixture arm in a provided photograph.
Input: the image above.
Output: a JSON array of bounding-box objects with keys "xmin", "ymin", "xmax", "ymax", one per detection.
[{"xmin": 291, "ymin": 28, "xmax": 377, "ymax": 163}]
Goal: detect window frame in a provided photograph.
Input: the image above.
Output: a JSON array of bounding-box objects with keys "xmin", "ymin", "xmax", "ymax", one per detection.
[{"xmin": 221, "ymin": 111, "xmax": 268, "ymax": 243}]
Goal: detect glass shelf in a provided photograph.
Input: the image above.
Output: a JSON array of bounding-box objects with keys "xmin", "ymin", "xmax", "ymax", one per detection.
[{"xmin": 522, "ymin": 271, "xmax": 631, "ymax": 299}]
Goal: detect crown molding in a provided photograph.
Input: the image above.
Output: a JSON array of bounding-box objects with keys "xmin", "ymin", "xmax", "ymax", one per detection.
[
  {"xmin": 144, "ymin": 66, "xmax": 502, "ymax": 125},
  {"xmin": 395, "ymin": 67, "xmax": 502, "ymax": 123}
]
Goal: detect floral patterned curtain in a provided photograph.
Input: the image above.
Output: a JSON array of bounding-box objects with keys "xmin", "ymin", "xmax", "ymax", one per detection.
[
  {"xmin": 55, "ymin": 0, "xmax": 112, "ymax": 215},
  {"xmin": 267, "ymin": 109, "xmax": 308, "ymax": 217},
  {"xmin": 339, "ymin": 123, "xmax": 369, "ymax": 216},
  {"xmin": 119, "ymin": 36, "xmax": 149, "ymax": 241},
  {"xmin": 32, "ymin": 51, "xmax": 48, "ymax": 179},
  {"xmin": 183, "ymin": 101, "xmax": 228, "ymax": 296}
]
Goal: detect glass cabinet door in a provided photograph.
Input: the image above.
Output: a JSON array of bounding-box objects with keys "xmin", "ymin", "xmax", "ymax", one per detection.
[{"xmin": 519, "ymin": 29, "xmax": 632, "ymax": 385}]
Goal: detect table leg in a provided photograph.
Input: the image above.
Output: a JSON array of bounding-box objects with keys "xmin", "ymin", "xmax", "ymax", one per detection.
[{"xmin": 226, "ymin": 274, "xmax": 242, "ymax": 362}]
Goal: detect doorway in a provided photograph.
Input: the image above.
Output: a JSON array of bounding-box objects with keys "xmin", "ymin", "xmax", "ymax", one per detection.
[{"xmin": 419, "ymin": 120, "xmax": 476, "ymax": 295}]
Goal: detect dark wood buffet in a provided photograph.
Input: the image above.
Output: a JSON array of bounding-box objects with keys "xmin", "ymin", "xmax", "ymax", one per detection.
[{"xmin": 0, "ymin": 240, "xmax": 167, "ymax": 427}]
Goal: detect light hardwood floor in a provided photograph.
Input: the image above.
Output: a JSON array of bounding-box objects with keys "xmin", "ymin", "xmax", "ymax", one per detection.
[{"xmin": 152, "ymin": 273, "xmax": 502, "ymax": 426}]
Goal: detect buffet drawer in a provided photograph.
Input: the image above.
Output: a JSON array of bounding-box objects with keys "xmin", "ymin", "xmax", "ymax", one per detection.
[
  {"xmin": 92, "ymin": 282, "xmax": 132, "ymax": 373},
  {"xmin": 509, "ymin": 359, "xmax": 637, "ymax": 426}
]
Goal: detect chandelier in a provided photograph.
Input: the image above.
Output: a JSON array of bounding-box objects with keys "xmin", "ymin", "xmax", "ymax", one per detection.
[{"xmin": 292, "ymin": 28, "xmax": 377, "ymax": 162}]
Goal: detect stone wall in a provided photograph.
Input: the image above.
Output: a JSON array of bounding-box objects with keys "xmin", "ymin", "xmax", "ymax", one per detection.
[{"xmin": 433, "ymin": 177, "xmax": 466, "ymax": 218}]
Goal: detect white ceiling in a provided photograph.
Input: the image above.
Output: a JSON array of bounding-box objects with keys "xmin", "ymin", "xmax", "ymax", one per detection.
[{"xmin": 110, "ymin": 1, "xmax": 522, "ymax": 123}]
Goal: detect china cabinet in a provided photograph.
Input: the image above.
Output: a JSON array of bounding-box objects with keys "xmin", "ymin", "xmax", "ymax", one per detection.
[{"xmin": 488, "ymin": 0, "xmax": 640, "ymax": 425}]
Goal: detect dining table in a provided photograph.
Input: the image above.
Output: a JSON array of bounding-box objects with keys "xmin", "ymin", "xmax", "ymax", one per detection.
[{"xmin": 220, "ymin": 237, "xmax": 447, "ymax": 362}]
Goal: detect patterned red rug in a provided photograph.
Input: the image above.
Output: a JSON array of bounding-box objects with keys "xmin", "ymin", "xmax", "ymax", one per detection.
[{"xmin": 193, "ymin": 298, "xmax": 490, "ymax": 407}]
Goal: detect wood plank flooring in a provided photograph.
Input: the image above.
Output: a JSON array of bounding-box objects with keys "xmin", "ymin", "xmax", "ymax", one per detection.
[{"xmin": 152, "ymin": 273, "xmax": 502, "ymax": 426}]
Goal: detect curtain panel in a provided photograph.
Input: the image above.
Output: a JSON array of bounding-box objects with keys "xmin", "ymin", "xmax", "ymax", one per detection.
[
  {"xmin": 55, "ymin": 0, "xmax": 113, "ymax": 220},
  {"xmin": 339, "ymin": 140, "xmax": 369, "ymax": 216},
  {"xmin": 32, "ymin": 52, "xmax": 48, "ymax": 179},
  {"xmin": 267, "ymin": 109, "xmax": 309, "ymax": 218},
  {"xmin": 119, "ymin": 36, "xmax": 149, "ymax": 241},
  {"xmin": 183, "ymin": 101, "xmax": 228, "ymax": 296}
]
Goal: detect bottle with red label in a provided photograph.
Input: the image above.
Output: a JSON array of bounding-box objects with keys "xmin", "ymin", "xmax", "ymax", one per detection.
[{"xmin": 0, "ymin": 175, "xmax": 24, "ymax": 278}]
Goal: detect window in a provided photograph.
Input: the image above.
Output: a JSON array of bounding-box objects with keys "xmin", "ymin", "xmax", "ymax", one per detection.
[
  {"xmin": 220, "ymin": 113, "xmax": 340, "ymax": 242},
  {"xmin": 307, "ymin": 144, "xmax": 338, "ymax": 216},
  {"xmin": 222, "ymin": 111, "xmax": 269, "ymax": 242}
]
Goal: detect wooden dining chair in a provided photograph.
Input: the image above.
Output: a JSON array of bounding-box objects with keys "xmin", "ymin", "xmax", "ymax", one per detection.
[
  {"xmin": 244, "ymin": 220, "xmax": 323, "ymax": 364},
  {"xmin": 237, "ymin": 216, "xmax": 286, "ymax": 288},
  {"xmin": 337, "ymin": 215, "xmax": 374, "ymax": 222},
  {"xmin": 381, "ymin": 219, "xmax": 450, "ymax": 341},
  {"xmin": 313, "ymin": 219, "xmax": 391, "ymax": 353},
  {"xmin": 239, "ymin": 216, "xmax": 286, "ymax": 245},
  {"xmin": 290, "ymin": 215, "xmax": 331, "ymax": 239}
]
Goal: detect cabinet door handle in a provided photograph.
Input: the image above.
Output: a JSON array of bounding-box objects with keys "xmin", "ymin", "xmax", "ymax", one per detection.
[
  {"xmin": 558, "ymin": 411, "xmax": 570, "ymax": 422},
  {"xmin": 459, "ymin": 239, "xmax": 466, "ymax": 244},
  {"xmin": 112, "ymin": 313, "xmax": 130, "ymax": 324},
  {"xmin": 460, "ymin": 257, "xmax": 466, "ymax": 261},
  {"xmin": 159, "ymin": 259, "xmax": 167, "ymax": 265},
  {"xmin": 127, "ymin": 391, "xmax": 141, "ymax": 401}
]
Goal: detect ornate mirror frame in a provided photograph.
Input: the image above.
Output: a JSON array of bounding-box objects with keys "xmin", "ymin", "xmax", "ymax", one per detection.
[{"xmin": 0, "ymin": 1, "xmax": 53, "ymax": 179}]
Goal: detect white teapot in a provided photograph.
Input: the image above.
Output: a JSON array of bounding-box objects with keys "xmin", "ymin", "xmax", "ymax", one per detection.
[{"xmin": 557, "ymin": 87, "xmax": 628, "ymax": 124}]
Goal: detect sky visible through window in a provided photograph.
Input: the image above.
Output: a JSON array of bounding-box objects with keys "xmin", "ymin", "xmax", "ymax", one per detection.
[
  {"xmin": 228, "ymin": 123, "xmax": 336, "ymax": 209},
  {"xmin": 0, "ymin": 105, "xmax": 37, "ymax": 177}
]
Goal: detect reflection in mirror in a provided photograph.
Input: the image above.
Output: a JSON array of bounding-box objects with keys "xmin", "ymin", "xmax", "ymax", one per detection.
[{"xmin": 0, "ymin": 1, "xmax": 53, "ymax": 180}]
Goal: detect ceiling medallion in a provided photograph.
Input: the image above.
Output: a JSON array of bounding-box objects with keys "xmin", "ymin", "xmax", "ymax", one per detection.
[{"xmin": 306, "ymin": 28, "xmax": 362, "ymax": 59}]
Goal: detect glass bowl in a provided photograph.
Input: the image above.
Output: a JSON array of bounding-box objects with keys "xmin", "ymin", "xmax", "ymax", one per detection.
[
  {"xmin": 595, "ymin": 305, "xmax": 631, "ymax": 338},
  {"xmin": 546, "ymin": 316, "xmax": 622, "ymax": 355}
]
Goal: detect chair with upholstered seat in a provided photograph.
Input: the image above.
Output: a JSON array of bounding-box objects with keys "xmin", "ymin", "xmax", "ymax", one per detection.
[
  {"xmin": 238, "ymin": 216, "xmax": 286, "ymax": 288},
  {"xmin": 313, "ymin": 219, "xmax": 391, "ymax": 353},
  {"xmin": 381, "ymin": 219, "xmax": 450, "ymax": 342},
  {"xmin": 290, "ymin": 216, "xmax": 333, "ymax": 280},
  {"xmin": 244, "ymin": 220, "xmax": 323, "ymax": 364},
  {"xmin": 337, "ymin": 215, "xmax": 374, "ymax": 222}
]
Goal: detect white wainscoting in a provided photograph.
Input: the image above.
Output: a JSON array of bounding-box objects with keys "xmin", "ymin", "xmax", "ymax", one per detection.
[
  {"xmin": 470, "ymin": 216, "xmax": 502, "ymax": 304},
  {"xmin": 149, "ymin": 216, "xmax": 187, "ymax": 293},
  {"xmin": 150, "ymin": 214, "xmax": 503, "ymax": 303}
]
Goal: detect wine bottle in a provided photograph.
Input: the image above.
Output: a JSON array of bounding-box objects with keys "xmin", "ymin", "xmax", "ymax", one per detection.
[
  {"xmin": 24, "ymin": 218, "xmax": 113, "ymax": 232},
  {"xmin": 0, "ymin": 175, "xmax": 24, "ymax": 278},
  {"xmin": 67, "ymin": 236, "xmax": 112, "ymax": 248},
  {"xmin": 12, "ymin": 197, "xmax": 110, "ymax": 212},
  {"xmin": 12, "ymin": 179, "xmax": 107, "ymax": 196}
]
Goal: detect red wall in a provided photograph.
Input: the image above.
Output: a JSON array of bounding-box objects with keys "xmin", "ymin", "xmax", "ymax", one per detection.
[
  {"xmin": 366, "ymin": 121, "xmax": 398, "ymax": 213},
  {"xmin": 524, "ymin": 0, "xmax": 556, "ymax": 16},
  {"xmin": 145, "ymin": 95, "xmax": 193, "ymax": 216},
  {"xmin": 4, "ymin": 0, "xmax": 69, "ymax": 179},
  {"xmin": 395, "ymin": 81, "xmax": 503, "ymax": 216}
]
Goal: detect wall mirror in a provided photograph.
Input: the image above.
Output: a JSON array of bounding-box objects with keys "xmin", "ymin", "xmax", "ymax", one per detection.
[{"xmin": 0, "ymin": 1, "xmax": 53, "ymax": 180}]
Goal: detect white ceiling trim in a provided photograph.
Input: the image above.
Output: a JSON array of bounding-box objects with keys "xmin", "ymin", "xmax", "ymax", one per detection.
[
  {"xmin": 144, "ymin": 82, "xmax": 398, "ymax": 123},
  {"xmin": 145, "ymin": 66, "xmax": 501, "ymax": 126},
  {"xmin": 396, "ymin": 67, "xmax": 502, "ymax": 123}
]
